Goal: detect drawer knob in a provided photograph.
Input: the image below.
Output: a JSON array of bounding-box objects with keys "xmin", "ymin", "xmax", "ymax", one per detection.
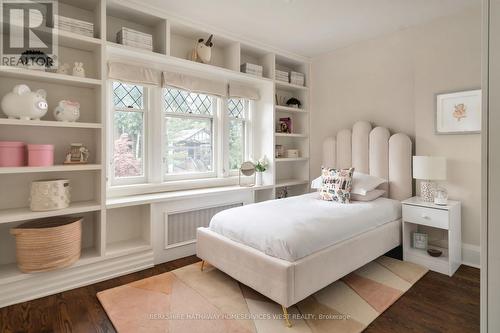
[{"xmin": 421, "ymin": 214, "xmax": 430, "ymax": 219}]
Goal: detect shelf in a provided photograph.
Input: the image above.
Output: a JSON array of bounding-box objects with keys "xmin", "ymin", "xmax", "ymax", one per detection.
[
  {"xmin": 0, "ymin": 248, "xmax": 101, "ymax": 285},
  {"xmin": 405, "ymin": 246, "xmax": 449, "ymax": 264},
  {"xmin": 275, "ymin": 80, "xmax": 309, "ymax": 91},
  {"xmin": 0, "ymin": 67, "xmax": 102, "ymax": 88},
  {"xmin": 106, "ymin": 42, "xmax": 274, "ymax": 86},
  {"xmin": 275, "ymin": 179, "xmax": 309, "ymax": 187},
  {"xmin": 0, "ymin": 118, "xmax": 102, "ymax": 129},
  {"xmin": 275, "ymin": 105, "xmax": 308, "ymax": 113},
  {"xmin": 0, "ymin": 164, "xmax": 102, "ymax": 174},
  {"xmin": 0, "ymin": 201, "xmax": 102, "ymax": 224},
  {"xmin": 106, "ymin": 239, "xmax": 151, "ymax": 257},
  {"xmin": 275, "ymin": 132, "xmax": 308, "ymax": 138},
  {"xmin": 56, "ymin": 30, "xmax": 102, "ymax": 51},
  {"xmin": 275, "ymin": 157, "xmax": 309, "ymax": 162}
]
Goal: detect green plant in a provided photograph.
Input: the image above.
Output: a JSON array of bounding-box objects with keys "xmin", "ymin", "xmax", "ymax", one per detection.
[{"xmin": 254, "ymin": 156, "xmax": 268, "ymax": 172}]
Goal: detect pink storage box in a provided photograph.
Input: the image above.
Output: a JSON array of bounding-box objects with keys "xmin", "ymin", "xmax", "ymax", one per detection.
[
  {"xmin": 27, "ymin": 144, "xmax": 54, "ymax": 167},
  {"xmin": 0, "ymin": 141, "xmax": 26, "ymax": 167}
]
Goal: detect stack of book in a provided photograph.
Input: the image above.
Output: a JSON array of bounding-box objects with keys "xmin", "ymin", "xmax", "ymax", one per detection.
[
  {"xmin": 290, "ymin": 71, "xmax": 305, "ymax": 86},
  {"xmin": 241, "ymin": 63, "xmax": 263, "ymax": 77},
  {"xmin": 55, "ymin": 15, "xmax": 94, "ymax": 38},
  {"xmin": 275, "ymin": 69, "xmax": 289, "ymax": 83},
  {"xmin": 117, "ymin": 27, "xmax": 153, "ymax": 51}
]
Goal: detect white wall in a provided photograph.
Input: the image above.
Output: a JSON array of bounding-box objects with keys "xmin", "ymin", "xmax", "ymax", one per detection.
[{"xmin": 311, "ymin": 6, "xmax": 481, "ymax": 260}]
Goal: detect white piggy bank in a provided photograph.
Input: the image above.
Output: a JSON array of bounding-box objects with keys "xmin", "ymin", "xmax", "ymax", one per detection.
[
  {"xmin": 1, "ymin": 84, "xmax": 48, "ymax": 120},
  {"xmin": 54, "ymin": 100, "xmax": 80, "ymax": 122}
]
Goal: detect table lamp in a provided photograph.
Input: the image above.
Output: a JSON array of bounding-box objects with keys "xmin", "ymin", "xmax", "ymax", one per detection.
[{"xmin": 413, "ymin": 156, "xmax": 447, "ymax": 202}]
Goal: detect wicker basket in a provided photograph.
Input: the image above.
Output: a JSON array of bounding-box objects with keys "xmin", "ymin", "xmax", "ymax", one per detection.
[{"xmin": 10, "ymin": 216, "xmax": 82, "ymax": 273}]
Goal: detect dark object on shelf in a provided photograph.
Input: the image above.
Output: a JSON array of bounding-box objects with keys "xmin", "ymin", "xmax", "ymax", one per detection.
[
  {"xmin": 427, "ymin": 248, "xmax": 443, "ymax": 257},
  {"xmin": 279, "ymin": 117, "xmax": 292, "ymax": 133},
  {"xmin": 286, "ymin": 97, "xmax": 301, "ymax": 108}
]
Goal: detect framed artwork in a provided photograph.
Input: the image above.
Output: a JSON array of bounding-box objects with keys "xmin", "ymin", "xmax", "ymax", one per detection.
[
  {"xmin": 412, "ymin": 232, "xmax": 428, "ymax": 250},
  {"xmin": 436, "ymin": 89, "xmax": 482, "ymax": 134}
]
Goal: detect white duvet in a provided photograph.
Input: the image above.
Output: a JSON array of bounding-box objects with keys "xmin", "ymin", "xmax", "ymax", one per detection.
[{"xmin": 209, "ymin": 192, "xmax": 401, "ymax": 262}]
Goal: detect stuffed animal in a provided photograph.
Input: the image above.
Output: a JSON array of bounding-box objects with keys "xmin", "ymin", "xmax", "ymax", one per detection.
[
  {"xmin": 1, "ymin": 84, "xmax": 48, "ymax": 120},
  {"xmin": 189, "ymin": 34, "xmax": 214, "ymax": 64},
  {"xmin": 72, "ymin": 62, "xmax": 85, "ymax": 77},
  {"xmin": 56, "ymin": 63, "xmax": 70, "ymax": 75},
  {"xmin": 54, "ymin": 100, "xmax": 80, "ymax": 122}
]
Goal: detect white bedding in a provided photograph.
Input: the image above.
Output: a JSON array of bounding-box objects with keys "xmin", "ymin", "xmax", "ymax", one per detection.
[{"xmin": 209, "ymin": 192, "xmax": 401, "ymax": 262}]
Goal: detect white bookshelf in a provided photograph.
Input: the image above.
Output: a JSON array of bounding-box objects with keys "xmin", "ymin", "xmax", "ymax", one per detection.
[{"xmin": 0, "ymin": 0, "xmax": 311, "ymax": 307}]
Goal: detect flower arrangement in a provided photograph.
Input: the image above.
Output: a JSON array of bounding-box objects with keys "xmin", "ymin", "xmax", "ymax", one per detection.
[{"xmin": 254, "ymin": 156, "xmax": 268, "ymax": 172}]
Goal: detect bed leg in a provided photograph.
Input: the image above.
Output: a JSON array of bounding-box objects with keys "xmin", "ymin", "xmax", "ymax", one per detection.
[
  {"xmin": 281, "ymin": 305, "xmax": 292, "ymax": 328},
  {"xmin": 200, "ymin": 260, "xmax": 205, "ymax": 271}
]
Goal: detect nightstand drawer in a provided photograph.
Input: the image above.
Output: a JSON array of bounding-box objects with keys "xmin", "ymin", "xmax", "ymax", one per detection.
[{"xmin": 402, "ymin": 205, "xmax": 449, "ymax": 229}]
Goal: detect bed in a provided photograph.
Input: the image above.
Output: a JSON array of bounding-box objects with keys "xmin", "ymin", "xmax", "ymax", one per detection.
[{"xmin": 196, "ymin": 121, "xmax": 412, "ymax": 326}]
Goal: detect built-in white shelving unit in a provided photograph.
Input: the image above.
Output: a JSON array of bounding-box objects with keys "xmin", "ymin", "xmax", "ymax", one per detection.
[{"xmin": 0, "ymin": 0, "xmax": 310, "ymax": 307}]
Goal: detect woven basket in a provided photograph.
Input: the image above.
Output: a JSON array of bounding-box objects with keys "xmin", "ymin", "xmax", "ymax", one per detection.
[{"xmin": 10, "ymin": 216, "xmax": 82, "ymax": 273}]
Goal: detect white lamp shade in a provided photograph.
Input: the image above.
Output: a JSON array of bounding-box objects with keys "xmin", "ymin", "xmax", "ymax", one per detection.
[{"xmin": 413, "ymin": 156, "xmax": 447, "ymax": 180}]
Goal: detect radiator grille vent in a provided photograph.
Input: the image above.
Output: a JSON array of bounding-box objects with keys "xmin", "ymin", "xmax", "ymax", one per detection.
[{"xmin": 166, "ymin": 203, "xmax": 242, "ymax": 246}]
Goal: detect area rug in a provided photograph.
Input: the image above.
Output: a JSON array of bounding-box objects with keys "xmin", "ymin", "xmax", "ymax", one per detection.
[{"xmin": 97, "ymin": 256, "xmax": 427, "ymax": 333}]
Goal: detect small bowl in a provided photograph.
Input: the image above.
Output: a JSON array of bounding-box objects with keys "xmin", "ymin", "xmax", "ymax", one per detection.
[{"xmin": 427, "ymin": 248, "xmax": 443, "ymax": 257}]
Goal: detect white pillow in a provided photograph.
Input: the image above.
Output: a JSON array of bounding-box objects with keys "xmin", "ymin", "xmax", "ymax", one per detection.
[
  {"xmin": 351, "ymin": 189, "xmax": 386, "ymax": 202},
  {"xmin": 312, "ymin": 172, "xmax": 386, "ymax": 194},
  {"xmin": 311, "ymin": 176, "xmax": 322, "ymax": 189},
  {"xmin": 351, "ymin": 172, "xmax": 387, "ymax": 195}
]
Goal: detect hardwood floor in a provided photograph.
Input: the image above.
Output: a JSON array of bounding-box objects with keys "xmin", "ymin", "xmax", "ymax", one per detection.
[{"xmin": 0, "ymin": 257, "xmax": 479, "ymax": 333}]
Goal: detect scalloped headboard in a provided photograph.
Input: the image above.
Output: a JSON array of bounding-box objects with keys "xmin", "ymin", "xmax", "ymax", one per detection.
[{"xmin": 322, "ymin": 121, "xmax": 413, "ymax": 201}]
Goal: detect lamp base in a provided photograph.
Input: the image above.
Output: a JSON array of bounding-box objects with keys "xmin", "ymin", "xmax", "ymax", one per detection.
[{"xmin": 420, "ymin": 180, "xmax": 435, "ymax": 202}]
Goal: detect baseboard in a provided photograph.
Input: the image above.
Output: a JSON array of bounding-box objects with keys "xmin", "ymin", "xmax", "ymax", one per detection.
[{"xmin": 462, "ymin": 243, "xmax": 481, "ymax": 269}]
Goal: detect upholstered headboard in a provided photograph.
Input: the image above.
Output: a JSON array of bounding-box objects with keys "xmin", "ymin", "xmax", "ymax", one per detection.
[{"xmin": 323, "ymin": 121, "xmax": 412, "ymax": 201}]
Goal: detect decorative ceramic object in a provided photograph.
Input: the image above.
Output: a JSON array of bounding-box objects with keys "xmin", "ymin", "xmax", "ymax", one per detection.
[
  {"xmin": 30, "ymin": 179, "xmax": 71, "ymax": 211},
  {"xmin": 27, "ymin": 144, "xmax": 54, "ymax": 166},
  {"xmin": 189, "ymin": 34, "xmax": 213, "ymax": 64},
  {"xmin": 64, "ymin": 143, "xmax": 89, "ymax": 164},
  {"xmin": 1, "ymin": 84, "xmax": 48, "ymax": 120},
  {"xmin": 72, "ymin": 62, "xmax": 85, "ymax": 77},
  {"xmin": 54, "ymin": 100, "xmax": 80, "ymax": 122},
  {"xmin": 56, "ymin": 63, "xmax": 70, "ymax": 75},
  {"xmin": 0, "ymin": 141, "xmax": 26, "ymax": 167}
]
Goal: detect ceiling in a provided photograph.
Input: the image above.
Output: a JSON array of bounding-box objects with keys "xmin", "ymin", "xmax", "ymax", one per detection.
[{"xmin": 143, "ymin": 0, "xmax": 478, "ymax": 58}]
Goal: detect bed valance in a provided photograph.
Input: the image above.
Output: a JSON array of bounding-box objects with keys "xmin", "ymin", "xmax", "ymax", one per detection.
[{"xmin": 108, "ymin": 62, "xmax": 161, "ymax": 86}]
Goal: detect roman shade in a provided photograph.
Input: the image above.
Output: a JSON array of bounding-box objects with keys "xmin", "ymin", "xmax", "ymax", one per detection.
[
  {"xmin": 108, "ymin": 62, "xmax": 161, "ymax": 86},
  {"xmin": 162, "ymin": 71, "xmax": 227, "ymax": 97},
  {"xmin": 228, "ymin": 83, "xmax": 260, "ymax": 100}
]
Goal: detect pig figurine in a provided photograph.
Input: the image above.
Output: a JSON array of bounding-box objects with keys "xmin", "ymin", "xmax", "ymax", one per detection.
[
  {"xmin": 1, "ymin": 84, "xmax": 48, "ymax": 120},
  {"xmin": 54, "ymin": 100, "xmax": 80, "ymax": 122}
]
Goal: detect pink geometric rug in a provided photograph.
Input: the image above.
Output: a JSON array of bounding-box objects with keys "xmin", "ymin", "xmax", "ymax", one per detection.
[{"xmin": 97, "ymin": 256, "xmax": 427, "ymax": 333}]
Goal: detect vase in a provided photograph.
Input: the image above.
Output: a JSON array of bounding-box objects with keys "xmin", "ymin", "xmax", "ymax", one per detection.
[{"xmin": 255, "ymin": 171, "xmax": 263, "ymax": 186}]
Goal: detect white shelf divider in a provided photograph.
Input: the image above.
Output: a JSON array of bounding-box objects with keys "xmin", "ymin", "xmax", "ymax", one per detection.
[
  {"xmin": 0, "ymin": 68, "xmax": 102, "ymax": 88},
  {"xmin": 0, "ymin": 118, "xmax": 102, "ymax": 129},
  {"xmin": 0, "ymin": 164, "xmax": 102, "ymax": 174},
  {"xmin": 275, "ymin": 157, "xmax": 309, "ymax": 162},
  {"xmin": 0, "ymin": 201, "xmax": 102, "ymax": 224},
  {"xmin": 275, "ymin": 105, "xmax": 308, "ymax": 113}
]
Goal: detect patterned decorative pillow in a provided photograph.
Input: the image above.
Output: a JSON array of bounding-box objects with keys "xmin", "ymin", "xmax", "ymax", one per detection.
[{"xmin": 319, "ymin": 167, "xmax": 355, "ymax": 203}]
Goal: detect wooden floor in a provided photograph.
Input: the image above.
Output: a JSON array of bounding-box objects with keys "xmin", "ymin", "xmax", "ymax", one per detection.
[{"xmin": 0, "ymin": 256, "xmax": 480, "ymax": 333}]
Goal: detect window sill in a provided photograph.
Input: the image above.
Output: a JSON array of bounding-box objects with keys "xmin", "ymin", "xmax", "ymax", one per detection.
[
  {"xmin": 106, "ymin": 184, "xmax": 257, "ymax": 209},
  {"xmin": 107, "ymin": 176, "xmax": 248, "ymax": 198}
]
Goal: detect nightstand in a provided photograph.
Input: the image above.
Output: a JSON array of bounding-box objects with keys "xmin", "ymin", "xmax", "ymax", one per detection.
[{"xmin": 401, "ymin": 196, "xmax": 461, "ymax": 276}]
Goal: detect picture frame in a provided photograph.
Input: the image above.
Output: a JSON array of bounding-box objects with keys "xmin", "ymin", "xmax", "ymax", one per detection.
[
  {"xmin": 413, "ymin": 232, "xmax": 428, "ymax": 250},
  {"xmin": 279, "ymin": 117, "xmax": 292, "ymax": 133},
  {"xmin": 436, "ymin": 89, "xmax": 482, "ymax": 134}
]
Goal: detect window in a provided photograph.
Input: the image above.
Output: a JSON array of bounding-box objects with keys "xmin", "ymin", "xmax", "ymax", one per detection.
[
  {"xmin": 111, "ymin": 82, "xmax": 147, "ymax": 184},
  {"xmin": 227, "ymin": 98, "xmax": 248, "ymax": 171},
  {"xmin": 163, "ymin": 88, "xmax": 216, "ymax": 178}
]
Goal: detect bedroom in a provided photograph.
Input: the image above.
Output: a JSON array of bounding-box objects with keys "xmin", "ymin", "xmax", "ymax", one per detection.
[{"xmin": 0, "ymin": 0, "xmax": 497, "ymax": 332}]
